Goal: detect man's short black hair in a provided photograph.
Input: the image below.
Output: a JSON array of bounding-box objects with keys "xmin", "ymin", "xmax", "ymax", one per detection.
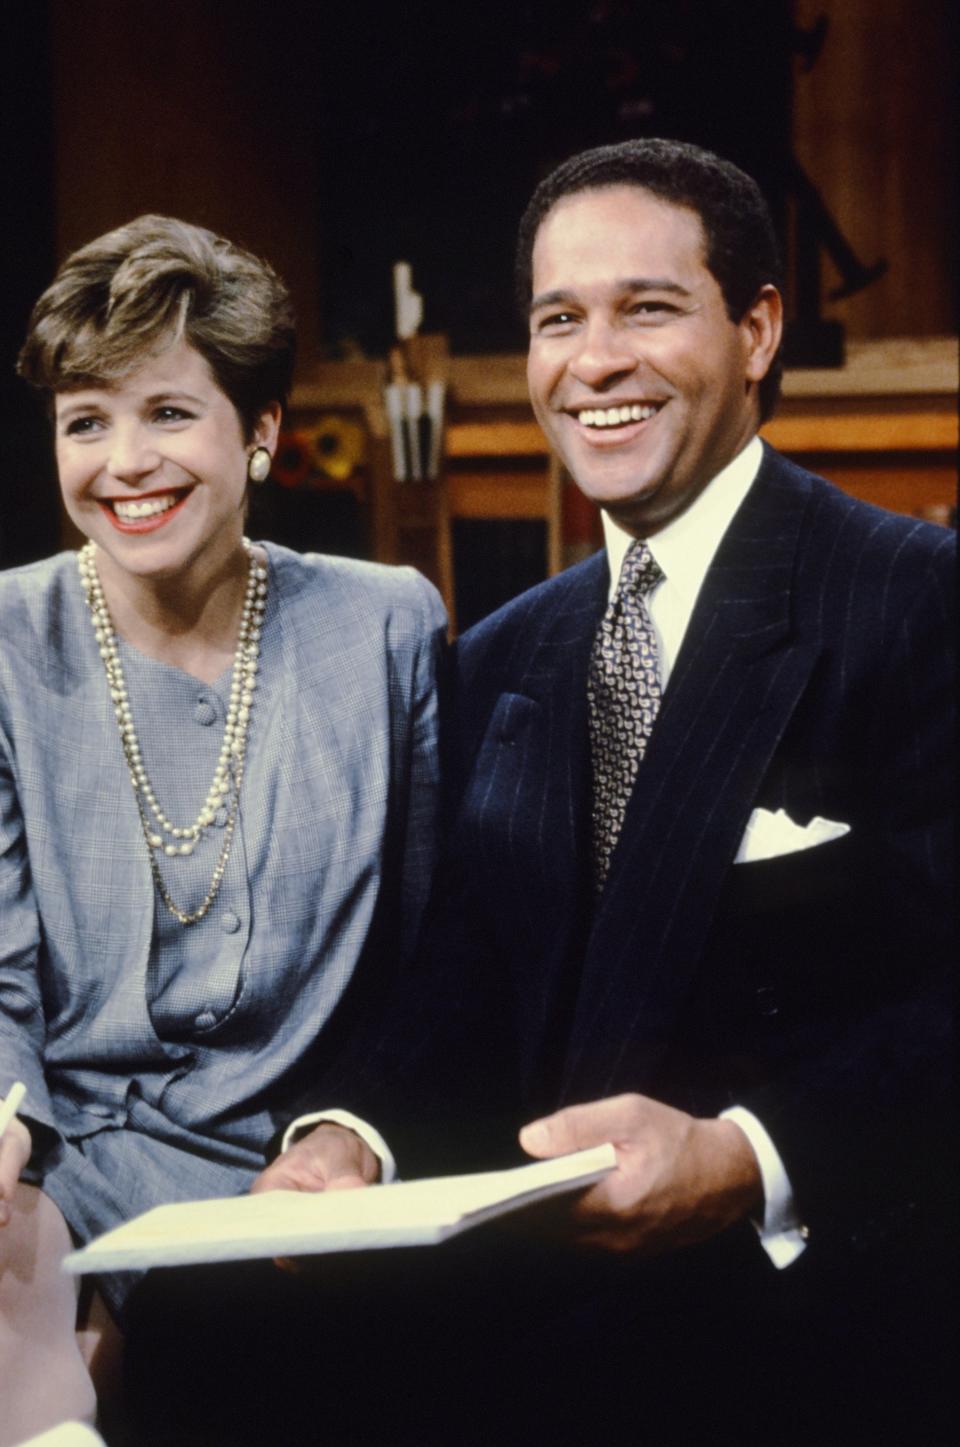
[{"xmin": 516, "ymin": 138, "xmax": 784, "ymax": 422}]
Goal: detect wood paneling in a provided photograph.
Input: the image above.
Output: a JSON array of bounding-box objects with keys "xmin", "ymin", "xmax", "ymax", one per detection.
[
  {"xmin": 51, "ymin": 1, "xmax": 321, "ymax": 360},
  {"xmin": 45, "ymin": 3, "xmax": 955, "ymax": 367},
  {"xmin": 790, "ymin": 0, "xmax": 956, "ymax": 338}
]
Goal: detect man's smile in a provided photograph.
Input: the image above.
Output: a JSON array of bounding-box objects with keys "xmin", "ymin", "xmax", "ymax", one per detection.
[
  {"xmin": 574, "ymin": 403, "xmax": 661, "ymax": 428},
  {"xmin": 560, "ymin": 399, "xmax": 666, "ymax": 449}
]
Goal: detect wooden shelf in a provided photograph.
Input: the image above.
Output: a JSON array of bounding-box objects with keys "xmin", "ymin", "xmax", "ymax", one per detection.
[
  {"xmin": 778, "ymin": 336, "xmax": 957, "ymax": 398},
  {"xmin": 762, "ymin": 405, "xmax": 957, "ymax": 453},
  {"xmin": 287, "ymin": 337, "xmax": 956, "ymax": 629},
  {"xmin": 446, "ymin": 420, "xmax": 546, "ymax": 456}
]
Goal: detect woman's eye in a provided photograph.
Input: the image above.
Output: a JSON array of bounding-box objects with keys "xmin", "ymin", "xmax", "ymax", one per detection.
[
  {"xmin": 154, "ymin": 406, "xmax": 193, "ymax": 423},
  {"xmin": 64, "ymin": 416, "xmax": 102, "ymax": 436}
]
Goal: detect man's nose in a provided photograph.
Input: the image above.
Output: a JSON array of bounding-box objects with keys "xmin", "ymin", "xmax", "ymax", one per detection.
[
  {"xmin": 569, "ymin": 318, "xmax": 637, "ymax": 390},
  {"xmin": 106, "ymin": 423, "xmax": 160, "ymax": 483}
]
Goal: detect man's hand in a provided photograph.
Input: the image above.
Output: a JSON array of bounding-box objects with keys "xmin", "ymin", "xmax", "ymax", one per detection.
[
  {"xmin": 0, "ymin": 1116, "xmax": 31, "ymax": 1227},
  {"xmin": 250, "ymin": 1122, "xmax": 380, "ymax": 1196},
  {"xmin": 519, "ymin": 1093, "xmax": 762, "ymax": 1255}
]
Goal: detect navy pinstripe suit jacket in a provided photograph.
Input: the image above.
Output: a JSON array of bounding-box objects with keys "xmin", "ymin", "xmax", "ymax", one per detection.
[{"xmin": 350, "ymin": 445, "xmax": 953, "ymax": 1270}]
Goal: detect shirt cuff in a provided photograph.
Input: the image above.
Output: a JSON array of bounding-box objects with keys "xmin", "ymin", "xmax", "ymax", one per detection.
[
  {"xmin": 280, "ymin": 1109, "xmax": 397, "ymax": 1184},
  {"xmin": 720, "ymin": 1105, "xmax": 809, "ymax": 1269}
]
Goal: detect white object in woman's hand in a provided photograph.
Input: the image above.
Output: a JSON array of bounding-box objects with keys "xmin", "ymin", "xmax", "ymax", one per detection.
[{"xmin": 0, "ymin": 1083, "xmax": 31, "ymax": 1225}]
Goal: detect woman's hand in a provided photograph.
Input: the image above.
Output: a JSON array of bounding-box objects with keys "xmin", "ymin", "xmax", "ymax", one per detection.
[
  {"xmin": 250, "ymin": 1122, "xmax": 380, "ymax": 1196},
  {"xmin": 0, "ymin": 1116, "xmax": 31, "ymax": 1226},
  {"xmin": 249, "ymin": 1122, "xmax": 379, "ymax": 1274}
]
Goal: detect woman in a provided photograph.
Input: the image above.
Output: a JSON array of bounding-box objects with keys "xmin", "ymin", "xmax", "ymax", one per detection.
[{"xmin": 0, "ymin": 215, "xmax": 445, "ymax": 1441}]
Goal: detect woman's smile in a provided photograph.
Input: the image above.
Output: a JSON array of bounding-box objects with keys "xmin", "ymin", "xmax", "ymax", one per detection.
[{"xmin": 98, "ymin": 484, "xmax": 195, "ymax": 532}]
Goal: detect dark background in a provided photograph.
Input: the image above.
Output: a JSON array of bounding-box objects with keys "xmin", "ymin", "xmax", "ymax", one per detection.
[
  {"xmin": 316, "ymin": 0, "xmax": 793, "ymax": 354},
  {"xmin": 1, "ymin": 0, "xmax": 954, "ymax": 571}
]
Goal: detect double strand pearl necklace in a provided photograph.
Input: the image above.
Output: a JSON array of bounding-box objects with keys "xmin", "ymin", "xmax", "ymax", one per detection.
[{"xmin": 77, "ymin": 539, "xmax": 268, "ymax": 926}]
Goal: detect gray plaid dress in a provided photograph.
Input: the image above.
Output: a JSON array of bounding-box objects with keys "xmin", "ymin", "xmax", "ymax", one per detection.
[{"xmin": 0, "ymin": 542, "xmax": 445, "ymax": 1317}]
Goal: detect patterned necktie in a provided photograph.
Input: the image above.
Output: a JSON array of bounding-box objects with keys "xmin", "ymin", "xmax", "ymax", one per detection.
[{"xmin": 587, "ymin": 539, "xmax": 664, "ymax": 890}]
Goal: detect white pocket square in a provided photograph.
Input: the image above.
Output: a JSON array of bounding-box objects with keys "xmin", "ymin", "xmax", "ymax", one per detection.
[{"xmin": 734, "ymin": 808, "xmax": 850, "ymax": 864}]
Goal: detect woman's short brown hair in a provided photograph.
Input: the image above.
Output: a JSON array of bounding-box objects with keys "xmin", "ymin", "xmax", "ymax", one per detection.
[{"xmin": 17, "ymin": 215, "xmax": 296, "ymax": 437}]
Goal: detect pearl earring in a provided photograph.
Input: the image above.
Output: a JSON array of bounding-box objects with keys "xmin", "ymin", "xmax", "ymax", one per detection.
[{"xmin": 248, "ymin": 446, "xmax": 272, "ymax": 484}]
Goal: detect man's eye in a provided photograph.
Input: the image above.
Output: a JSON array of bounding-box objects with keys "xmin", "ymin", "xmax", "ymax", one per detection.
[
  {"xmin": 536, "ymin": 312, "xmax": 578, "ymax": 333},
  {"xmin": 629, "ymin": 301, "xmax": 675, "ymax": 317}
]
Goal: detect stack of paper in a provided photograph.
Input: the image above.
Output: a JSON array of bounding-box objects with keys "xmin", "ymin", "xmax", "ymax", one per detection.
[{"xmin": 62, "ymin": 1145, "xmax": 616, "ymax": 1274}]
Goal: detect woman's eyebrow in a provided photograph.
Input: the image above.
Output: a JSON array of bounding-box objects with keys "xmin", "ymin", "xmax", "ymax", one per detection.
[
  {"xmin": 56, "ymin": 398, "xmax": 102, "ymax": 422},
  {"xmin": 141, "ymin": 390, "xmax": 207, "ymax": 407}
]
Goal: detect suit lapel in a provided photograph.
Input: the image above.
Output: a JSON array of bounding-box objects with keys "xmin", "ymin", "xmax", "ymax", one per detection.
[
  {"xmin": 459, "ymin": 554, "xmax": 607, "ymax": 1100},
  {"xmin": 514, "ymin": 553, "xmax": 607, "ymax": 901},
  {"xmin": 464, "ymin": 553, "xmax": 606, "ymax": 913},
  {"xmin": 562, "ymin": 451, "xmax": 822, "ymax": 1103}
]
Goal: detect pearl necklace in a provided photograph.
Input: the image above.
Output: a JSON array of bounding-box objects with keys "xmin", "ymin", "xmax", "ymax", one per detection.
[{"xmin": 77, "ymin": 539, "xmax": 268, "ymax": 926}]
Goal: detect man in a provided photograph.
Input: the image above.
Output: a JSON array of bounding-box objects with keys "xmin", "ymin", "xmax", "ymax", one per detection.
[{"xmin": 130, "ymin": 141, "xmax": 954, "ymax": 1444}]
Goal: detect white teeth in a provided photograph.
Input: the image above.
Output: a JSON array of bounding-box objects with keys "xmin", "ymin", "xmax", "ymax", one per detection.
[
  {"xmin": 577, "ymin": 404, "xmax": 657, "ymax": 428},
  {"xmin": 112, "ymin": 494, "xmax": 179, "ymax": 520}
]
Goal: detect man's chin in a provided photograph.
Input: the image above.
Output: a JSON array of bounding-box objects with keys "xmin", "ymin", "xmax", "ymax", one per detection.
[{"xmin": 575, "ymin": 474, "xmax": 663, "ymax": 518}]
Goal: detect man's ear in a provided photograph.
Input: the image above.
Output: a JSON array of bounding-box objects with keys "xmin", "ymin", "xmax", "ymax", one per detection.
[{"xmin": 741, "ymin": 285, "xmax": 783, "ymax": 384}]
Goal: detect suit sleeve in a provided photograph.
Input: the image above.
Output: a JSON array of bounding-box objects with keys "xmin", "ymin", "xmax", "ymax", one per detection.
[{"xmin": 740, "ymin": 536, "xmax": 955, "ymax": 1256}]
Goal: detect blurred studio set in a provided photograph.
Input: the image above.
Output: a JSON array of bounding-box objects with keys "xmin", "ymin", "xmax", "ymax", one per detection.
[{"xmin": 3, "ymin": 0, "xmax": 955, "ymax": 634}]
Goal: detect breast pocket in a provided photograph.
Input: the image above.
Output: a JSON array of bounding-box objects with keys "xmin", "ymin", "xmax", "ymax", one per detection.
[
  {"xmin": 457, "ymin": 693, "xmax": 542, "ymax": 853},
  {"xmin": 722, "ymin": 830, "xmax": 859, "ymax": 916},
  {"xmin": 712, "ymin": 831, "xmax": 883, "ymax": 1032}
]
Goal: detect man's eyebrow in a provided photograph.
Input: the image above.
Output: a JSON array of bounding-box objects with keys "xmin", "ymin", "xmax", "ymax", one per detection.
[
  {"xmin": 620, "ymin": 277, "xmax": 693, "ymax": 297},
  {"xmin": 529, "ymin": 278, "xmax": 693, "ymax": 314},
  {"xmin": 529, "ymin": 288, "xmax": 579, "ymax": 315}
]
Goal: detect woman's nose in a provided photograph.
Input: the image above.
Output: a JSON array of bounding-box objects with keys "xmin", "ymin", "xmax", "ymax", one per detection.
[{"xmin": 106, "ymin": 423, "xmax": 161, "ymax": 483}]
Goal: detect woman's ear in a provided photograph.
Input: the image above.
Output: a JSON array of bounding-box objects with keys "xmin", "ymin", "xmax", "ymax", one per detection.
[{"xmin": 252, "ymin": 401, "xmax": 282, "ymax": 455}]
